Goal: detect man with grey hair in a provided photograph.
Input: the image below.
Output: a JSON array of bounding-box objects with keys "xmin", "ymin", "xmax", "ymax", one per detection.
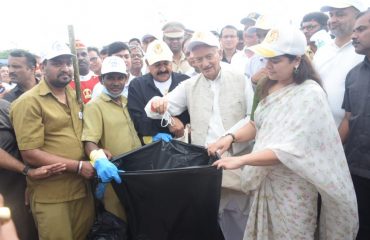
[{"xmin": 145, "ymin": 31, "xmax": 254, "ymax": 240}]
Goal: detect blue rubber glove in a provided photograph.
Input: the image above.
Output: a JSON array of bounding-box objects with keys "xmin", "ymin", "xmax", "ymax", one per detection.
[
  {"xmin": 153, "ymin": 133, "xmax": 173, "ymax": 142},
  {"xmin": 95, "ymin": 182, "xmax": 107, "ymax": 200},
  {"xmin": 94, "ymin": 158, "xmax": 122, "ymax": 184}
]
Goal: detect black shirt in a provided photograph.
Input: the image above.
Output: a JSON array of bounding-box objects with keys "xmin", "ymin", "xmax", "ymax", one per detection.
[
  {"xmin": 0, "ymin": 99, "xmax": 38, "ymax": 240},
  {"xmin": 342, "ymin": 56, "xmax": 370, "ymax": 179},
  {"xmin": 3, "ymin": 84, "xmax": 25, "ymax": 102},
  {"xmin": 3, "ymin": 78, "xmax": 39, "ymax": 102}
]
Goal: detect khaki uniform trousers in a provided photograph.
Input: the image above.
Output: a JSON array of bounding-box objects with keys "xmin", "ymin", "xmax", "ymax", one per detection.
[{"xmin": 31, "ymin": 193, "xmax": 94, "ymax": 240}]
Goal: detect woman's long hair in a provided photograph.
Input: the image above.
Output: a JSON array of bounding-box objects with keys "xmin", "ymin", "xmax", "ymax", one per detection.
[{"xmin": 258, "ymin": 54, "xmax": 322, "ymax": 99}]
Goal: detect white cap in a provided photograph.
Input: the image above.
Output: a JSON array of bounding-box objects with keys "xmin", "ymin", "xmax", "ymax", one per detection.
[
  {"xmin": 101, "ymin": 56, "xmax": 127, "ymax": 75},
  {"xmin": 321, "ymin": 0, "xmax": 367, "ymax": 12},
  {"xmin": 187, "ymin": 31, "xmax": 220, "ymax": 51},
  {"xmin": 249, "ymin": 26, "xmax": 306, "ymax": 58},
  {"xmin": 42, "ymin": 41, "xmax": 73, "ymax": 61},
  {"xmin": 248, "ymin": 15, "xmax": 275, "ymax": 31},
  {"xmin": 145, "ymin": 40, "xmax": 173, "ymax": 65}
]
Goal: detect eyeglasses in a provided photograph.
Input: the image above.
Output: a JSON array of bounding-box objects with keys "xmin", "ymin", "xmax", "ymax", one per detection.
[
  {"xmin": 300, "ymin": 24, "xmax": 320, "ymax": 31},
  {"xmin": 89, "ymin": 57, "xmax": 98, "ymax": 62}
]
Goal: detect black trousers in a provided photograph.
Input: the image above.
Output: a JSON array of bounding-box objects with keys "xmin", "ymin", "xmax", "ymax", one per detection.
[{"xmin": 352, "ymin": 174, "xmax": 370, "ymax": 240}]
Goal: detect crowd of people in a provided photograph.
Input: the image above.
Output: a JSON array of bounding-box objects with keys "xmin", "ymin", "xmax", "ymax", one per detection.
[{"xmin": 0, "ymin": 0, "xmax": 370, "ymax": 239}]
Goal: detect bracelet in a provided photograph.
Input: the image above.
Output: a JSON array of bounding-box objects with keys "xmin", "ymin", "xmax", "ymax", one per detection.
[
  {"xmin": 0, "ymin": 207, "xmax": 11, "ymax": 222},
  {"xmin": 77, "ymin": 161, "xmax": 83, "ymax": 175},
  {"xmin": 225, "ymin": 133, "xmax": 236, "ymax": 143},
  {"xmin": 22, "ymin": 165, "xmax": 30, "ymax": 176}
]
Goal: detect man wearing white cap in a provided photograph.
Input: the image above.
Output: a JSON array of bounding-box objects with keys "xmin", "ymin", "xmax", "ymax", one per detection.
[
  {"xmin": 240, "ymin": 12, "xmax": 260, "ymax": 31},
  {"xmin": 128, "ymin": 40, "xmax": 190, "ymax": 145},
  {"xmin": 145, "ymin": 31, "xmax": 254, "ymax": 240},
  {"xmin": 232, "ymin": 15, "xmax": 274, "ymax": 90},
  {"xmin": 313, "ymin": 0, "xmax": 367, "ymax": 127},
  {"xmin": 82, "ymin": 56, "xmax": 141, "ymax": 221},
  {"xmin": 10, "ymin": 41, "xmax": 95, "ymax": 239}
]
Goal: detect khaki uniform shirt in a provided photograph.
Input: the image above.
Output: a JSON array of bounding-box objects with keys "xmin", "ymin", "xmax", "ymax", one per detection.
[
  {"xmin": 10, "ymin": 79, "xmax": 88, "ymax": 203},
  {"xmin": 82, "ymin": 93, "xmax": 141, "ymax": 220},
  {"xmin": 82, "ymin": 93, "xmax": 141, "ymax": 156},
  {"xmin": 172, "ymin": 52, "xmax": 192, "ymax": 74}
]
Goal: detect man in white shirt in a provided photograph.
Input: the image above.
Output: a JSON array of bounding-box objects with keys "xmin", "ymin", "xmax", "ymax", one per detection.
[
  {"xmin": 145, "ymin": 31, "xmax": 254, "ymax": 240},
  {"xmin": 313, "ymin": 0, "xmax": 367, "ymax": 127}
]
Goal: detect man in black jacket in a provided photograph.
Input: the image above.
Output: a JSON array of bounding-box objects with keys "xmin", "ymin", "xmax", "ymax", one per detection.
[{"xmin": 128, "ymin": 40, "xmax": 190, "ymax": 145}]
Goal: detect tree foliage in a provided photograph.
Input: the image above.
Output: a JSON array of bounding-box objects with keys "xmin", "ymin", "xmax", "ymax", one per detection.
[{"xmin": 0, "ymin": 49, "xmax": 13, "ymax": 59}]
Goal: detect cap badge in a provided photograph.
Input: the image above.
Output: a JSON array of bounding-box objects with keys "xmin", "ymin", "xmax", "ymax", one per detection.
[{"xmin": 265, "ymin": 30, "xmax": 279, "ymax": 44}]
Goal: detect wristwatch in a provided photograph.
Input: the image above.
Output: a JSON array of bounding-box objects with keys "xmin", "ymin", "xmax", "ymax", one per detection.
[
  {"xmin": 22, "ymin": 165, "xmax": 30, "ymax": 176},
  {"xmin": 225, "ymin": 133, "xmax": 236, "ymax": 143}
]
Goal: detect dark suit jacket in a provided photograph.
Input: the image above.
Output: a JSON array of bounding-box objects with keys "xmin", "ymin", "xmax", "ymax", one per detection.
[{"xmin": 128, "ymin": 72, "xmax": 190, "ymax": 144}]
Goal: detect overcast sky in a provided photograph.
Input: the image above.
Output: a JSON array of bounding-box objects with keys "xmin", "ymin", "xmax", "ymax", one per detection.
[{"xmin": 1, "ymin": 0, "xmax": 368, "ymax": 54}]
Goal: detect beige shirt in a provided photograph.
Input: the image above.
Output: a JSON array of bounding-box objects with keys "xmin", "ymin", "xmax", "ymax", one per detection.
[
  {"xmin": 10, "ymin": 79, "xmax": 87, "ymax": 203},
  {"xmin": 82, "ymin": 93, "xmax": 141, "ymax": 156},
  {"xmin": 172, "ymin": 52, "xmax": 192, "ymax": 74}
]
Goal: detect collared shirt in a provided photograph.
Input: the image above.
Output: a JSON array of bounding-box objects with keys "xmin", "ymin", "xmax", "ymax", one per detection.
[
  {"xmin": 342, "ymin": 56, "xmax": 370, "ymax": 178},
  {"xmin": 313, "ymin": 40, "xmax": 363, "ymax": 127},
  {"xmin": 3, "ymin": 78, "xmax": 39, "ymax": 103},
  {"xmin": 82, "ymin": 93, "xmax": 141, "ymax": 156},
  {"xmin": 92, "ymin": 74, "xmax": 135, "ymax": 99},
  {"xmin": 0, "ymin": 99, "xmax": 24, "ymax": 197},
  {"xmin": 222, "ymin": 50, "xmax": 239, "ymax": 64},
  {"xmin": 2, "ymin": 82, "xmax": 17, "ymax": 91},
  {"xmin": 172, "ymin": 52, "xmax": 192, "ymax": 74},
  {"xmin": 3, "ymin": 84, "xmax": 24, "ymax": 102},
  {"xmin": 10, "ymin": 79, "xmax": 87, "ymax": 203}
]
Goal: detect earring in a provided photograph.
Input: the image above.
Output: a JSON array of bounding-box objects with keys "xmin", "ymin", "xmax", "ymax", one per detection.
[{"xmin": 293, "ymin": 66, "xmax": 299, "ymax": 74}]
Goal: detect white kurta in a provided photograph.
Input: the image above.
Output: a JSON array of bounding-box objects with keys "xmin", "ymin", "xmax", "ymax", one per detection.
[{"xmin": 241, "ymin": 80, "xmax": 358, "ymax": 239}]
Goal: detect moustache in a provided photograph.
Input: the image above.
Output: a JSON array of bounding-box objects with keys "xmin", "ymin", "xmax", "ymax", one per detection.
[
  {"xmin": 157, "ymin": 71, "xmax": 169, "ymax": 75},
  {"xmin": 57, "ymin": 72, "xmax": 72, "ymax": 79}
]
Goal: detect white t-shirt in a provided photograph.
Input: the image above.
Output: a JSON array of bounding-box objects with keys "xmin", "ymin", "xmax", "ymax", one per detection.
[
  {"xmin": 153, "ymin": 77, "xmax": 172, "ymax": 96},
  {"xmin": 313, "ymin": 40, "xmax": 363, "ymax": 127}
]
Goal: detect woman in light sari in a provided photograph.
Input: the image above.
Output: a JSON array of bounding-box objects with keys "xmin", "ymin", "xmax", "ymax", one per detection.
[{"xmin": 208, "ymin": 26, "xmax": 358, "ymax": 240}]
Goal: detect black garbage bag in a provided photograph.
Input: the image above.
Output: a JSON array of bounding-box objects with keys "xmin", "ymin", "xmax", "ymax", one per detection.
[
  {"xmin": 112, "ymin": 140, "xmax": 224, "ymax": 240},
  {"xmin": 87, "ymin": 200, "xmax": 128, "ymax": 240}
]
